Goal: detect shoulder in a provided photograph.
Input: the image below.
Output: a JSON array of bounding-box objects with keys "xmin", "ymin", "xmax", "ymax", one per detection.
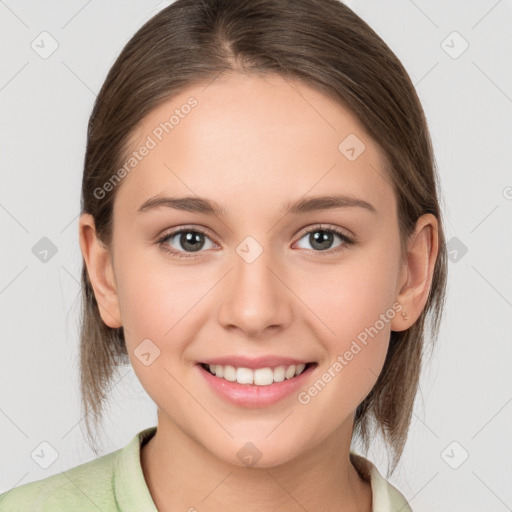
[{"xmin": 0, "ymin": 445, "xmax": 122, "ymax": 512}]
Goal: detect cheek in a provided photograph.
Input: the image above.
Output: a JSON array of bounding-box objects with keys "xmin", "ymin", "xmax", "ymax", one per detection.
[
  {"xmin": 112, "ymin": 246, "xmax": 193, "ymax": 346},
  {"xmin": 112, "ymin": 253, "xmax": 199, "ymax": 399},
  {"xmin": 290, "ymin": 267, "xmax": 396, "ymax": 451},
  {"xmin": 297, "ymin": 247, "xmax": 400, "ymax": 344},
  {"xmin": 292, "ymin": 246, "xmax": 400, "ymax": 400},
  {"xmin": 116, "ymin": 270, "xmax": 165, "ymax": 337}
]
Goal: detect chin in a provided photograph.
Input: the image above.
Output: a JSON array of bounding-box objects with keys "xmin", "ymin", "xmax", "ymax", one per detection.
[{"xmin": 202, "ymin": 433, "xmax": 312, "ymax": 470}]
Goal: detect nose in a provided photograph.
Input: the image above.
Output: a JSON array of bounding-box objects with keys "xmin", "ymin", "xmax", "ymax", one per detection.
[{"xmin": 217, "ymin": 246, "xmax": 294, "ymax": 338}]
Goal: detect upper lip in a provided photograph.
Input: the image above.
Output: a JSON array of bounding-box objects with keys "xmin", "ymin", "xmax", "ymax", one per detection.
[{"xmin": 199, "ymin": 355, "xmax": 314, "ymax": 370}]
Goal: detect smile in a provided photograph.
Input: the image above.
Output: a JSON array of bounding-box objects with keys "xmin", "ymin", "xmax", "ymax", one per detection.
[
  {"xmin": 201, "ymin": 362, "xmax": 313, "ymax": 386},
  {"xmin": 197, "ymin": 362, "xmax": 318, "ymax": 408}
]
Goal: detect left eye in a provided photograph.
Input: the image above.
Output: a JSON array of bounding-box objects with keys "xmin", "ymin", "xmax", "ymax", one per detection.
[{"xmin": 294, "ymin": 226, "xmax": 353, "ymax": 253}]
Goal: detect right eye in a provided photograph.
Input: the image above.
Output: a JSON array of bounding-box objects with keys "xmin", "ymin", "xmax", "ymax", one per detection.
[{"xmin": 156, "ymin": 227, "xmax": 217, "ymax": 259}]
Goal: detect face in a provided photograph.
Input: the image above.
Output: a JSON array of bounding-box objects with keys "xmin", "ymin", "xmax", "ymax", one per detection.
[{"xmin": 96, "ymin": 72, "xmax": 408, "ymax": 467}]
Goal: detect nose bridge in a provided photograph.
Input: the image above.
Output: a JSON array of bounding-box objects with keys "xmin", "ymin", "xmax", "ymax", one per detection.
[
  {"xmin": 217, "ymin": 237, "xmax": 292, "ymax": 336},
  {"xmin": 235, "ymin": 240, "xmax": 276, "ymax": 295}
]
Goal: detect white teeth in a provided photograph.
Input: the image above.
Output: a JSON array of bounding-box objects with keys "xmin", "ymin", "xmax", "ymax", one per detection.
[
  {"xmin": 273, "ymin": 365, "xmax": 285, "ymax": 383},
  {"xmin": 206, "ymin": 363, "xmax": 309, "ymax": 385},
  {"xmin": 254, "ymin": 367, "xmax": 274, "ymax": 386},
  {"xmin": 285, "ymin": 365, "xmax": 296, "ymax": 379},
  {"xmin": 236, "ymin": 367, "xmax": 254, "ymax": 385},
  {"xmin": 295, "ymin": 363, "xmax": 306, "ymax": 375},
  {"xmin": 223, "ymin": 365, "xmax": 236, "ymax": 382}
]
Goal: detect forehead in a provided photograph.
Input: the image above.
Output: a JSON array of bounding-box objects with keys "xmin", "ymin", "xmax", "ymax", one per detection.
[{"xmin": 114, "ymin": 72, "xmax": 395, "ymax": 220}]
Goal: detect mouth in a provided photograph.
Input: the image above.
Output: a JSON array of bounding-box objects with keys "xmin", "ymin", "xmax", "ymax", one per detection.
[
  {"xmin": 199, "ymin": 361, "xmax": 318, "ymax": 386},
  {"xmin": 196, "ymin": 360, "xmax": 319, "ymax": 408}
]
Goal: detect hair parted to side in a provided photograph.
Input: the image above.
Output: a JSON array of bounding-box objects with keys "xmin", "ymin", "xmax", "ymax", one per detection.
[{"xmin": 79, "ymin": 0, "xmax": 447, "ymax": 474}]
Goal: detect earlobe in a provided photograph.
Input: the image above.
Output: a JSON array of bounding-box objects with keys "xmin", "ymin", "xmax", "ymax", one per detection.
[
  {"xmin": 78, "ymin": 213, "xmax": 122, "ymax": 328},
  {"xmin": 391, "ymin": 213, "xmax": 439, "ymax": 332}
]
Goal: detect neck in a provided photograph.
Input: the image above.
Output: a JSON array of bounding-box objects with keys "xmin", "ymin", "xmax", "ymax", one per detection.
[{"xmin": 140, "ymin": 412, "xmax": 372, "ymax": 512}]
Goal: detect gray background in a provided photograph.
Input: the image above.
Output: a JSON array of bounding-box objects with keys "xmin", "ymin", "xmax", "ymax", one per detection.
[{"xmin": 1, "ymin": 1, "xmax": 511, "ymax": 510}]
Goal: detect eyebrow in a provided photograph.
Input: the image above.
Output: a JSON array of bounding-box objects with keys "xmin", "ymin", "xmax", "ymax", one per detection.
[{"xmin": 137, "ymin": 194, "xmax": 377, "ymax": 216}]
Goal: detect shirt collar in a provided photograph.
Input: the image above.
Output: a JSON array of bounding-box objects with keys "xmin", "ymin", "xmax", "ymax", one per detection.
[
  {"xmin": 350, "ymin": 452, "xmax": 413, "ymax": 511},
  {"xmin": 114, "ymin": 426, "xmax": 158, "ymax": 512}
]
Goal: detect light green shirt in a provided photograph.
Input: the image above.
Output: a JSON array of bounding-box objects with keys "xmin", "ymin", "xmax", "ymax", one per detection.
[{"xmin": 0, "ymin": 426, "xmax": 412, "ymax": 511}]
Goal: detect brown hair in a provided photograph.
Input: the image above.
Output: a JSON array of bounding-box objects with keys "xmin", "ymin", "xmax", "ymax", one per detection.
[{"xmin": 80, "ymin": 0, "xmax": 447, "ymax": 475}]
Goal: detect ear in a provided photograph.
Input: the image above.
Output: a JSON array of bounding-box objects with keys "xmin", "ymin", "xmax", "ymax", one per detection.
[
  {"xmin": 78, "ymin": 213, "xmax": 122, "ymax": 328},
  {"xmin": 391, "ymin": 213, "xmax": 439, "ymax": 332}
]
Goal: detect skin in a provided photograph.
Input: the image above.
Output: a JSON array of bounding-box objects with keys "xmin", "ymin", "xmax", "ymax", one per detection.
[{"xmin": 79, "ymin": 72, "xmax": 438, "ymax": 512}]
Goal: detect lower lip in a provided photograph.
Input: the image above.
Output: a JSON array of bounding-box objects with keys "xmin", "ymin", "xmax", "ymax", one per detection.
[{"xmin": 196, "ymin": 363, "xmax": 317, "ymax": 408}]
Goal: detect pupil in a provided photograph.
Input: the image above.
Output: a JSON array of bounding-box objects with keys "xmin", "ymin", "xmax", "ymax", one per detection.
[
  {"xmin": 311, "ymin": 230, "xmax": 333, "ymax": 251},
  {"xmin": 181, "ymin": 231, "xmax": 204, "ymax": 252}
]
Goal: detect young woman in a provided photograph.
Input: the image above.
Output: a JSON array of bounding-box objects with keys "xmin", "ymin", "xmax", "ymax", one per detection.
[{"xmin": 0, "ymin": 0, "xmax": 447, "ymax": 510}]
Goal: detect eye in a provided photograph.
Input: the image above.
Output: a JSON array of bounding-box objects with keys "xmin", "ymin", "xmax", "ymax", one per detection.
[
  {"xmin": 156, "ymin": 227, "xmax": 217, "ymax": 259},
  {"xmin": 294, "ymin": 225, "xmax": 354, "ymax": 254},
  {"xmin": 156, "ymin": 224, "xmax": 355, "ymax": 260}
]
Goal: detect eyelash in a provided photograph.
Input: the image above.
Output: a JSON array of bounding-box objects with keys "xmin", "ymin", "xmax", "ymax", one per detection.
[{"xmin": 156, "ymin": 224, "xmax": 355, "ymax": 260}]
